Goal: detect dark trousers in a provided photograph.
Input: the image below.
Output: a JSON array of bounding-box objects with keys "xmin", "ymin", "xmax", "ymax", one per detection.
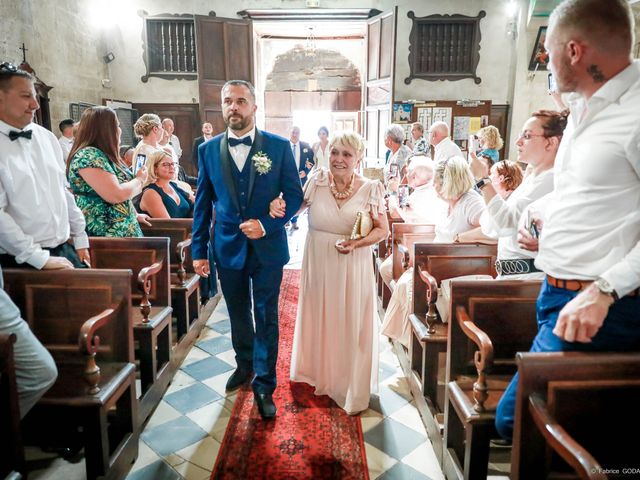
[
  {"xmin": 495, "ymin": 278, "xmax": 640, "ymax": 440},
  {"xmin": 0, "ymin": 242, "xmax": 86, "ymax": 269},
  {"xmin": 216, "ymin": 245, "xmax": 283, "ymax": 394},
  {"xmin": 199, "ymin": 227, "xmax": 218, "ymax": 300}
]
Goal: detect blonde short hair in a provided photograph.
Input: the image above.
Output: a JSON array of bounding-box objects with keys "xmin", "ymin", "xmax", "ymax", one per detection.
[
  {"xmin": 145, "ymin": 150, "xmax": 173, "ymax": 187},
  {"xmin": 435, "ymin": 156, "xmax": 474, "ymax": 199},
  {"xmin": 477, "ymin": 125, "xmax": 504, "ymax": 150},
  {"xmin": 134, "ymin": 113, "xmax": 162, "ymax": 138},
  {"xmin": 329, "ymin": 131, "xmax": 365, "ymax": 158}
]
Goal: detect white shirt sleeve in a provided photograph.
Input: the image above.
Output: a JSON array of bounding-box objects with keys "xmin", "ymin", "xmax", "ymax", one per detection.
[
  {"xmin": 171, "ymin": 135, "xmax": 182, "ymax": 158},
  {"xmin": 64, "ymin": 188, "xmax": 89, "ymax": 250}
]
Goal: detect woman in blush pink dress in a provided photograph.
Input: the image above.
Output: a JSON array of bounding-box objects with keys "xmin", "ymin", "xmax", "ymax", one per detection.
[{"xmin": 270, "ymin": 131, "xmax": 389, "ymax": 414}]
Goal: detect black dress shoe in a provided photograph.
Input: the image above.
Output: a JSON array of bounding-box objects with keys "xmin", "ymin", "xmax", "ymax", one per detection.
[
  {"xmin": 225, "ymin": 368, "xmax": 252, "ymax": 391},
  {"xmin": 254, "ymin": 392, "xmax": 277, "ymax": 419}
]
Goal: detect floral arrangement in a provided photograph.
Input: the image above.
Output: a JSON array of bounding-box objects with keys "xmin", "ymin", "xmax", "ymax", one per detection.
[{"xmin": 252, "ymin": 152, "xmax": 272, "ymax": 175}]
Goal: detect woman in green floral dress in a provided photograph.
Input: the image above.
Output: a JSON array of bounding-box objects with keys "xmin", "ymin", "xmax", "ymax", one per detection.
[{"xmin": 67, "ymin": 107, "xmax": 149, "ymax": 237}]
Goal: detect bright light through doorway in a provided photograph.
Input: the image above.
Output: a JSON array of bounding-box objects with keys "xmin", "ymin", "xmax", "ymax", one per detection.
[{"xmin": 292, "ymin": 110, "xmax": 331, "ymax": 145}]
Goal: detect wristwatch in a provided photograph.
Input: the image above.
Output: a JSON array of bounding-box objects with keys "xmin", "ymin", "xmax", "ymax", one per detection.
[
  {"xmin": 593, "ymin": 277, "xmax": 619, "ymax": 301},
  {"xmin": 475, "ymin": 177, "xmax": 491, "ymax": 190}
]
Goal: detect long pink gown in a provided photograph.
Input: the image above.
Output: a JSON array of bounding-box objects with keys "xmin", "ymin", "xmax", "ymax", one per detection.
[{"xmin": 290, "ymin": 169, "xmax": 384, "ymax": 414}]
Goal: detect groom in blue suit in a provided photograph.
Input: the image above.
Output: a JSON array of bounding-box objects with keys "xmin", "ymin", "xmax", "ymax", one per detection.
[{"xmin": 192, "ymin": 80, "xmax": 303, "ymax": 419}]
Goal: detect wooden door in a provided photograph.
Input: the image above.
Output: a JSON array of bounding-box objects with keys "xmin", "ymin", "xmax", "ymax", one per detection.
[
  {"xmin": 132, "ymin": 103, "xmax": 200, "ymax": 176},
  {"xmin": 364, "ymin": 8, "xmax": 397, "ymax": 162},
  {"xmin": 195, "ymin": 15, "xmax": 253, "ymax": 136}
]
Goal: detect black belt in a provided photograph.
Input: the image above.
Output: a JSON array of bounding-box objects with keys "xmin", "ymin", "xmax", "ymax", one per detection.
[{"xmin": 495, "ymin": 258, "xmax": 541, "ymax": 276}]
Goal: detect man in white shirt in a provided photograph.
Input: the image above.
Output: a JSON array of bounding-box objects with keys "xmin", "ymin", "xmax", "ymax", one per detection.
[
  {"xmin": 57, "ymin": 118, "xmax": 74, "ymax": 162},
  {"xmin": 428, "ymin": 121, "xmax": 462, "ymax": 164},
  {"xmin": 0, "ymin": 62, "xmax": 89, "ymax": 270},
  {"xmin": 495, "ymin": 0, "xmax": 640, "ymax": 442},
  {"xmin": 162, "ymin": 117, "xmax": 182, "ymax": 159}
]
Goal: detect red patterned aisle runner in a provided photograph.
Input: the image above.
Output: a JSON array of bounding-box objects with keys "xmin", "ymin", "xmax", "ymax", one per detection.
[{"xmin": 211, "ymin": 269, "xmax": 370, "ymax": 479}]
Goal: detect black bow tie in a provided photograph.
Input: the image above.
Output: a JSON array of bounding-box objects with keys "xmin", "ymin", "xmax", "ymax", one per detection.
[
  {"xmin": 9, "ymin": 130, "xmax": 33, "ymax": 141},
  {"xmin": 228, "ymin": 136, "xmax": 252, "ymax": 147}
]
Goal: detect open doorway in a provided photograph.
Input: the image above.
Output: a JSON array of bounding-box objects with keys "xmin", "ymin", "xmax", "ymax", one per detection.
[{"xmin": 253, "ymin": 21, "xmax": 365, "ymax": 147}]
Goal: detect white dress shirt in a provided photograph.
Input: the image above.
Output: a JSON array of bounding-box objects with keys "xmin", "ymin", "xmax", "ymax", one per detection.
[
  {"xmin": 536, "ymin": 60, "xmax": 640, "ymax": 296},
  {"xmin": 0, "ymin": 120, "xmax": 89, "ymax": 268},
  {"xmin": 227, "ymin": 128, "xmax": 255, "ymax": 172},
  {"xmin": 169, "ymin": 134, "xmax": 182, "ymax": 159},
  {"xmin": 433, "ymin": 137, "xmax": 463, "ymax": 164},
  {"xmin": 290, "ymin": 141, "xmax": 301, "ymax": 169},
  {"xmin": 482, "ymin": 168, "xmax": 554, "ymax": 261},
  {"xmin": 58, "ymin": 135, "xmax": 73, "ymax": 164},
  {"xmin": 405, "ymin": 184, "xmax": 448, "ymax": 225}
]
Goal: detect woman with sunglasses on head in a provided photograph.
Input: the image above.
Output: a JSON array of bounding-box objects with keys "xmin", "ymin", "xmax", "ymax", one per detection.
[
  {"xmin": 139, "ymin": 150, "xmax": 194, "ymax": 219},
  {"xmin": 468, "ymin": 110, "xmax": 568, "ymax": 278},
  {"xmin": 67, "ymin": 106, "xmax": 148, "ymax": 238}
]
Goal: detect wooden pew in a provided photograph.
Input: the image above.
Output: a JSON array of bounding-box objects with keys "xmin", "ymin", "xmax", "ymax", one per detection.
[
  {"xmin": 512, "ymin": 352, "xmax": 640, "ymax": 480},
  {"xmin": 443, "ymin": 279, "xmax": 540, "ymax": 480},
  {"xmin": 4, "ymin": 269, "xmax": 138, "ymax": 480},
  {"xmin": 0, "ymin": 333, "xmax": 24, "ymax": 479},
  {"xmin": 140, "ymin": 219, "xmax": 204, "ymax": 365},
  {"xmin": 374, "ymin": 212, "xmax": 404, "ymax": 307},
  {"xmin": 404, "ymin": 243, "xmax": 497, "ymax": 461},
  {"xmin": 89, "ymin": 237, "xmax": 174, "ymax": 424},
  {"xmin": 390, "ymin": 223, "xmax": 436, "ymax": 286}
]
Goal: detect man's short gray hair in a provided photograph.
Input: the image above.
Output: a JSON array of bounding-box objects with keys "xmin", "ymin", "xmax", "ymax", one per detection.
[
  {"xmin": 430, "ymin": 121, "xmax": 450, "ymax": 137},
  {"xmin": 222, "ymin": 80, "xmax": 256, "ymax": 102},
  {"xmin": 408, "ymin": 156, "xmax": 435, "ymax": 184},
  {"xmin": 385, "ymin": 124, "xmax": 405, "ymax": 144}
]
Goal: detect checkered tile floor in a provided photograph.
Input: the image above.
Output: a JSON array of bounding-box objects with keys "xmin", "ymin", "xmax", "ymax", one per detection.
[{"xmin": 26, "ymin": 216, "xmax": 451, "ymax": 479}]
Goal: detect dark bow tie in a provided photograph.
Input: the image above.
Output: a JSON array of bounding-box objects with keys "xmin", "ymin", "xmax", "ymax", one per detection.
[
  {"xmin": 9, "ymin": 129, "xmax": 33, "ymax": 141},
  {"xmin": 228, "ymin": 136, "xmax": 252, "ymax": 147}
]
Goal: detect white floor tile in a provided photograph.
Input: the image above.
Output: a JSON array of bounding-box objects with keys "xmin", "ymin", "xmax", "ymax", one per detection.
[
  {"xmin": 144, "ymin": 400, "xmax": 183, "ymax": 429},
  {"xmin": 389, "ymin": 402, "xmax": 428, "ymax": 436},
  {"xmin": 201, "ymin": 369, "xmax": 235, "ymax": 397},
  {"xmin": 175, "ymin": 436, "xmax": 221, "ymax": 471},
  {"xmin": 197, "ymin": 327, "xmax": 222, "ymax": 341},
  {"xmin": 181, "ymin": 346, "xmax": 212, "ymax": 367},
  {"xmin": 402, "ymin": 442, "xmax": 446, "ymax": 480},
  {"xmin": 365, "ymin": 443, "xmax": 398, "ymax": 479},
  {"xmin": 165, "ymin": 370, "xmax": 198, "ymax": 394},
  {"xmin": 361, "ymin": 407, "xmax": 384, "ymax": 433},
  {"xmin": 173, "ymin": 460, "xmax": 211, "ymax": 479},
  {"xmin": 163, "ymin": 453, "xmax": 186, "ymax": 467},
  {"xmin": 128, "ymin": 441, "xmax": 160, "ymax": 473},
  {"xmin": 186, "ymin": 401, "xmax": 231, "ymax": 440},
  {"xmin": 216, "ymin": 349, "xmax": 237, "ymax": 367}
]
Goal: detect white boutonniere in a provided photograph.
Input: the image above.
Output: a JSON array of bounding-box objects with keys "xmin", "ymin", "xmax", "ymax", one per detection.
[
  {"xmin": 303, "ymin": 148, "xmax": 308, "ymax": 153},
  {"xmin": 252, "ymin": 152, "xmax": 272, "ymax": 175}
]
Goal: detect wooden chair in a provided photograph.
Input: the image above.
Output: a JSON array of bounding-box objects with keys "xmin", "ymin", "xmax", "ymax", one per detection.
[
  {"xmin": 512, "ymin": 352, "xmax": 640, "ymax": 480},
  {"xmin": 405, "ymin": 243, "xmax": 497, "ymax": 461},
  {"xmin": 442, "ymin": 279, "xmax": 540, "ymax": 480},
  {"xmin": 0, "ymin": 333, "xmax": 24, "ymax": 479},
  {"xmin": 141, "ymin": 219, "xmax": 203, "ymax": 365},
  {"xmin": 4, "ymin": 269, "xmax": 139, "ymax": 480},
  {"xmin": 89, "ymin": 237, "xmax": 174, "ymax": 424}
]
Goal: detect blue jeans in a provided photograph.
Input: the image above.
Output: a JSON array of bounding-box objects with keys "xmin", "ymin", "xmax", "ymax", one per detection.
[{"xmin": 495, "ymin": 278, "xmax": 640, "ymax": 440}]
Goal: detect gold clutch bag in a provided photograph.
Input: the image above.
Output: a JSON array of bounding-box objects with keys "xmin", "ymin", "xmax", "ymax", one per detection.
[{"xmin": 350, "ymin": 211, "xmax": 374, "ymax": 240}]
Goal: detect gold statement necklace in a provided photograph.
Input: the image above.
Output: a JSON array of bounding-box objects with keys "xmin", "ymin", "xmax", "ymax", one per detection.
[{"xmin": 330, "ymin": 173, "xmax": 355, "ymax": 199}]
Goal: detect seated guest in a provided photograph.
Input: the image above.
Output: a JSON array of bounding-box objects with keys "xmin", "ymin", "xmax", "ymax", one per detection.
[
  {"xmin": 0, "ymin": 265, "xmax": 57, "ymax": 417},
  {"xmin": 57, "ymin": 118, "xmax": 75, "ymax": 163},
  {"xmin": 67, "ymin": 106, "xmax": 148, "ymax": 238},
  {"xmin": 380, "ymin": 156, "xmax": 447, "ymax": 286},
  {"xmin": 468, "ymin": 110, "xmax": 565, "ymax": 278},
  {"xmin": 382, "ymin": 156, "xmax": 485, "ymax": 347},
  {"xmin": 0, "ymin": 62, "xmax": 88, "ymax": 269},
  {"xmin": 410, "ymin": 122, "xmax": 430, "ymax": 156},
  {"xmin": 383, "ymin": 124, "xmax": 412, "ymax": 186},
  {"xmin": 471, "ymin": 125, "xmax": 504, "ymax": 164},
  {"xmin": 131, "ymin": 113, "xmax": 164, "ymax": 171},
  {"xmin": 162, "ymin": 117, "xmax": 182, "ymax": 160},
  {"xmin": 119, "ymin": 145, "xmax": 133, "ymax": 169},
  {"xmin": 140, "ymin": 150, "xmax": 194, "ymax": 219},
  {"xmin": 456, "ymin": 160, "xmax": 524, "ymax": 243},
  {"xmin": 429, "ymin": 121, "xmax": 463, "ymax": 163}
]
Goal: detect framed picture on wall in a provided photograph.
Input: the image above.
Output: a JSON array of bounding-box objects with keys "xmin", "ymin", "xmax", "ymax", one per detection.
[{"xmin": 528, "ymin": 26, "xmax": 549, "ymax": 71}]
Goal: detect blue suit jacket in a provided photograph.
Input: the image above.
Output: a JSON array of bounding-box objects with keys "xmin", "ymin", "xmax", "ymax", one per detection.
[
  {"xmin": 295, "ymin": 141, "xmax": 315, "ymax": 185},
  {"xmin": 192, "ymin": 128, "xmax": 304, "ymax": 270}
]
